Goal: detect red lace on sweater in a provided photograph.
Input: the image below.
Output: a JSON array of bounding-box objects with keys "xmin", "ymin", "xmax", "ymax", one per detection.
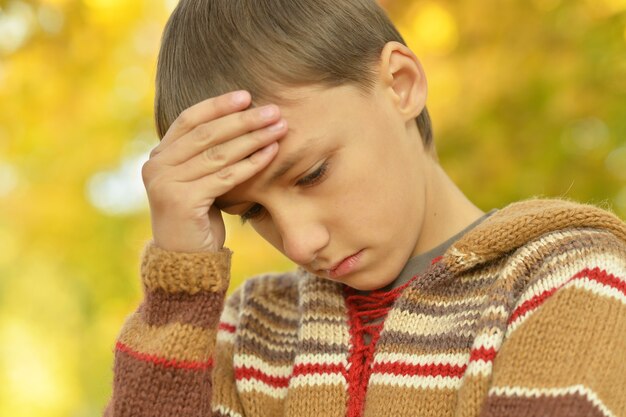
[{"xmin": 342, "ymin": 256, "xmax": 443, "ymax": 417}]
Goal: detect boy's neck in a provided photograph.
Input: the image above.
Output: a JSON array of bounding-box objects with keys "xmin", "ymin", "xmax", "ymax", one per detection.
[{"xmin": 411, "ymin": 160, "xmax": 485, "ymax": 258}]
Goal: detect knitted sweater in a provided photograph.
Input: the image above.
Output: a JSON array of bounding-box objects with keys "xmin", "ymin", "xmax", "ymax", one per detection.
[{"xmin": 105, "ymin": 198, "xmax": 626, "ymax": 417}]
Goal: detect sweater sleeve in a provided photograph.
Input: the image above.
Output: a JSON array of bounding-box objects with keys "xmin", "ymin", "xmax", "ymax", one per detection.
[
  {"xmin": 103, "ymin": 241, "xmax": 241, "ymax": 417},
  {"xmin": 479, "ymin": 244, "xmax": 626, "ymax": 417}
]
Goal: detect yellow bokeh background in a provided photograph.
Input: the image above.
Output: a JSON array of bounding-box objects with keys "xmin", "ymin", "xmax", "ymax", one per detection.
[{"xmin": 1, "ymin": 0, "xmax": 625, "ymax": 415}]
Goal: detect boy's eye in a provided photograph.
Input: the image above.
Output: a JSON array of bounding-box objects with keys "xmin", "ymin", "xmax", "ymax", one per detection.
[
  {"xmin": 296, "ymin": 161, "xmax": 329, "ymax": 187},
  {"xmin": 239, "ymin": 161, "xmax": 329, "ymax": 224},
  {"xmin": 240, "ymin": 204, "xmax": 264, "ymax": 224}
]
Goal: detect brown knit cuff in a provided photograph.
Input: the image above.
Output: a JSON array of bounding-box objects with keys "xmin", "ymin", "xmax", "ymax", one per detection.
[{"xmin": 140, "ymin": 241, "xmax": 233, "ymax": 294}]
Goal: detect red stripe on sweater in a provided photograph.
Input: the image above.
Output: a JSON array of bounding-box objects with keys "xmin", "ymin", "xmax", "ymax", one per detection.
[
  {"xmin": 469, "ymin": 346, "xmax": 498, "ymax": 363},
  {"xmin": 115, "ymin": 341, "xmax": 213, "ymax": 371},
  {"xmin": 235, "ymin": 359, "xmax": 469, "ymax": 389},
  {"xmin": 218, "ymin": 322, "xmax": 236, "ymax": 333},
  {"xmin": 235, "ymin": 366, "xmax": 291, "ymax": 388},
  {"xmin": 371, "ymin": 361, "xmax": 467, "ymax": 378},
  {"xmin": 509, "ymin": 267, "xmax": 626, "ymax": 325},
  {"xmin": 508, "ymin": 286, "xmax": 559, "ymax": 325},
  {"xmin": 575, "ymin": 267, "xmax": 626, "ymax": 296},
  {"xmin": 234, "ymin": 363, "xmax": 346, "ymax": 388},
  {"xmin": 292, "ymin": 362, "xmax": 346, "ymax": 376}
]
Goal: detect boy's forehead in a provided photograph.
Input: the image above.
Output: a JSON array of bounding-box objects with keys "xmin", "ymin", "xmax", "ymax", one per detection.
[
  {"xmin": 262, "ymin": 86, "xmax": 361, "ymax": 144},
  {"xmin": 255, "ymin": 84, "xmax": 357, "ymax": 117},
  {"xmin": 266, "ymin": 84, "xmax": 330, "ymax": 103}
]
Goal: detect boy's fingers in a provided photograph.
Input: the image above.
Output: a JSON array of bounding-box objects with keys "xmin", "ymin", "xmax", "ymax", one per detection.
[
  {"xmin": 169, "ymin": 118, "xmax": 285, "ymax": 182},
  {"xmin": 192, "ymin": 142, "xmax": 279, "ymax": 197},
  {"xmin": 151, "ymin": 90, "xmax": 252, "ymax": 156},
  {"xmin": 159, "ymin": 107, "xmax": 283, "ymax": 167}
]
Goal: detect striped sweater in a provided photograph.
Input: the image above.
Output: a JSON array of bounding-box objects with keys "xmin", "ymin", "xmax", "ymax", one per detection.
[{"xmin": 105, "ymin": 198, "xmax": 626, "ymax": 417}]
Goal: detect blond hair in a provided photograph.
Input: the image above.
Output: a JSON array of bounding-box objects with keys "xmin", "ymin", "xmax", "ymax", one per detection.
[{"xmin": 155, "ymin": 0, "xmax": 433, "ymax": 149}]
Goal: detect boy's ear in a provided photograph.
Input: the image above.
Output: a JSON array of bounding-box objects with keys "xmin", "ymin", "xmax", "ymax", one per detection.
[{"xmin": 378, "ymin": 41, "xmax": 428, "ymax": 121}]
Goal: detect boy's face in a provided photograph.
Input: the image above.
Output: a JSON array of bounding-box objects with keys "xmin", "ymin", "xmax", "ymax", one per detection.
[{"xmin": 216, "ymin": 83, "xmax": 432, "ymax": 291}]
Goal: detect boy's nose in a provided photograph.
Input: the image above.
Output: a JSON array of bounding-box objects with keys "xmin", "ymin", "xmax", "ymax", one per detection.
[{"xmin": 276, "ymin": 215, "xmax": 329, "ymax": 266}]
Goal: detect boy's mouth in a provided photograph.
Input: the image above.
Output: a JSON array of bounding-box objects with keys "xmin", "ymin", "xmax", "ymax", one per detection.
[{"xmin": 323, "ymin": 250, "xmax": 364, "ymax": 279}]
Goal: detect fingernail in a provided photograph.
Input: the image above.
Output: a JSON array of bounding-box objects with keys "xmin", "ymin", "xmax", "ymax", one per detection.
[
  {"xmin": 232, "ymin": 91, "xmax": 249, "ymax": 105},
  {"xmin": 260, "ymin": 105, "xmax": 278, "ymax": 119}
]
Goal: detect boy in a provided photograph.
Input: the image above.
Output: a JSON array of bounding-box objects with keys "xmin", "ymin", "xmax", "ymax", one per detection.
[{"xmin": 105, "ymin": 0, "xmax": 626, "ymax": 416}]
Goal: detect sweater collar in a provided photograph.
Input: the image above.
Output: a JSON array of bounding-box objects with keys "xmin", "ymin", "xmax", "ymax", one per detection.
[{"xmin": 444, "ymin": 198, "xmax": 626, "ymax": 274}]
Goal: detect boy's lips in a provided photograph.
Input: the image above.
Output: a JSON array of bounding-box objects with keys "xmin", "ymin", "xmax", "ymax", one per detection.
[{"xmin": 322, "ymin": 250, "xmax": 364, "ymax": 279}]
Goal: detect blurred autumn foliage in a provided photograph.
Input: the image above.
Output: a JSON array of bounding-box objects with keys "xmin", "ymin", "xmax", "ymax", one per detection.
[{"xmin": 0, "ymin": 0, "xmax": 624, "ymax": 415}]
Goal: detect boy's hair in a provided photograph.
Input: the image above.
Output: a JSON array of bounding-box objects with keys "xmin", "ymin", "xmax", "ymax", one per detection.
[{"xmin": 155, "ymin": 0, "xmax": 433, "ymax": 151}]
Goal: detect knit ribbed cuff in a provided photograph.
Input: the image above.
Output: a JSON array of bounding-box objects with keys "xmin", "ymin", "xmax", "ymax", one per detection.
[{"xmin": 140, "ymin": 241, "xmax": 233, "ymax": 294}]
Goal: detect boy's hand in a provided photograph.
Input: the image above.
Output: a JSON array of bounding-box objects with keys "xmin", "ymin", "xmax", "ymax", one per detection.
[{"xmin": 142, "ymin": 91, "xmax": 285, "ymax": 253}]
